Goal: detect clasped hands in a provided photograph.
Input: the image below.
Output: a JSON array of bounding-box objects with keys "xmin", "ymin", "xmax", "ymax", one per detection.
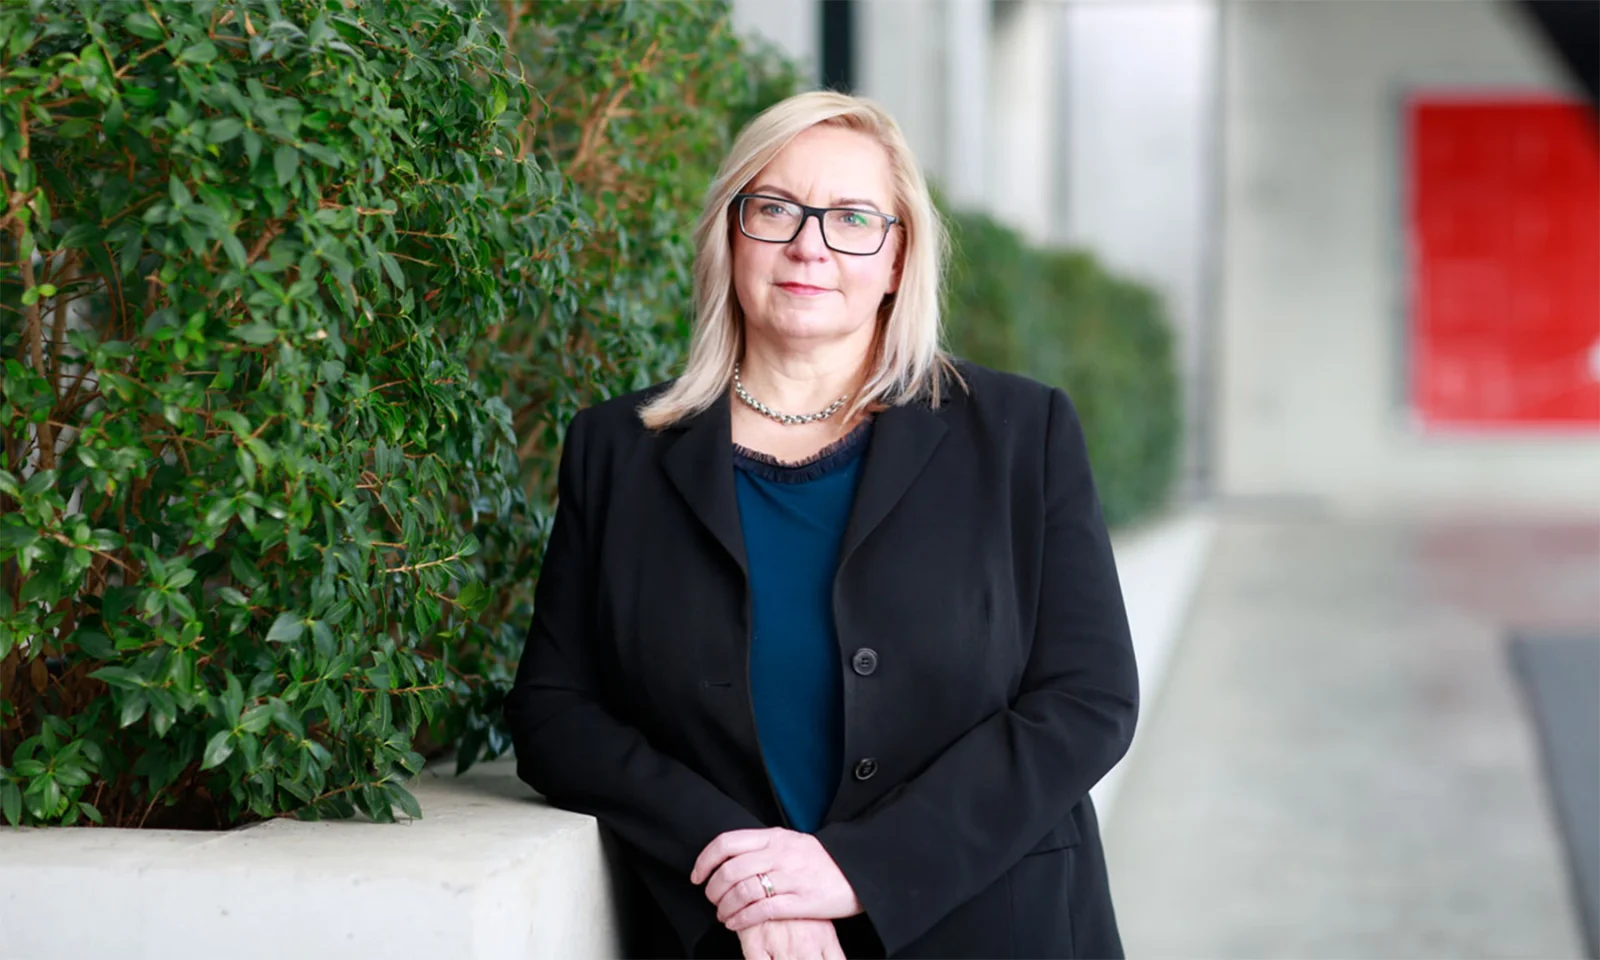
[{"xmin": 691, "ymin": 827, "xmax": 862, "ymax": 960}]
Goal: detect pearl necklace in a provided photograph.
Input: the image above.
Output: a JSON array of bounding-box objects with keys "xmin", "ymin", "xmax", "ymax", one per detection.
[{"xmin": 732, "ymin": 363, "xmax": 850, "ymax": 426}]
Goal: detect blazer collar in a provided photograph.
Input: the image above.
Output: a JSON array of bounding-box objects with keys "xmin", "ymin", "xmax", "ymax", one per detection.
[
  {"xmin": 838, "ymin": 398, "xmax": 947, "ymax": 569},
  {"xmin": 661, "ymin": 388, "xmax": 949, "ymax": 576},
  {"xmin": 662, "ymin": 388, "xmax": 747, "ymax": 573}
]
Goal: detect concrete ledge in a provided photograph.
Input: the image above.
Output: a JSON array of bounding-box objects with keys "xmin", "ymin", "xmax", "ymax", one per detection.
[
  {"xmin": 1092, "ymin": 504, "xmax": 1218, "ymax": 825},
  {"xmin": 0, "ymin": 761, "xmax": 619, "ymax": 960}
]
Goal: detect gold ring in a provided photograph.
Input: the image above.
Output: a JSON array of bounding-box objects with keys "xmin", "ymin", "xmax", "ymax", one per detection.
[{"xmin": 758, "ymin": 873, "xmax": 776, "ymax": 898}]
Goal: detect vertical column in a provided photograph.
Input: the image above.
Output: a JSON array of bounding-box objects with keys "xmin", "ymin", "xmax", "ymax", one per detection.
[
  {"xmin": 728, "ymin": 0, "xmax": 822, "ymax": 88},
  {"xmin": 988, "ymin": 0, "xmax": 1060, "ymax": 242},
  {"xmin": 856, "ymin": 0, "xmax": 943, "ymax": 186},
  {"xmin": 943, "ymin": 0, "xmax": 990, "ymax": 209}
]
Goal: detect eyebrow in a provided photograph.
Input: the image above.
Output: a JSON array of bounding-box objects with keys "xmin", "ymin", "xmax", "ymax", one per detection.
[{"xmin": 746, "ymin": 184, "xmax": 886, "ymax": 212}]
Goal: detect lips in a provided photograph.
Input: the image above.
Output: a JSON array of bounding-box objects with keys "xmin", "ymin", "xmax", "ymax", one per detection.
[{"xmin": 776, "ymin": 282, "xmax": 830, "ymax": 296}]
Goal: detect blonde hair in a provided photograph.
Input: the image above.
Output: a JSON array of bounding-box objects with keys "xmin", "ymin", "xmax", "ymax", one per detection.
[{"xmin": 638, "ymin": 90, "xmax": 958, "ymax": 431}]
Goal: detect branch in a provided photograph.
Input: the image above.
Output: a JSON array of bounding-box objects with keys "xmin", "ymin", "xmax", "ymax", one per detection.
[
  {"xmin": 384, "ymin": 553, "xmax": 463, "ymax": 575},
  {"xmin": 46, "ymin": 532, "xmax": 135, "ymax": 574}
]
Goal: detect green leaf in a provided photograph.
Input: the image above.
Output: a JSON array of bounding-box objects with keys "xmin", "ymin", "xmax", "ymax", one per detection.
[
  {"xmin": 265, "ymin": 613, "xmax": 304, "ymax": 644},
  {"xmin": 234, "ymin": 321, "xmax": 277, "ymax": 345},
  {"xmin": 201, "ymin": 730, "xmax": 234, "ymax": 770},
  {"xmin": 58, "ymin": 222, "xmax": 101, "ymax": 250},
  {"xmin": 379, "ymin": 252, "xmax": 405, "ymax": 290},
  {"xmin": 387, "ymin": 782, "xmax": 422, "ymax": 820},
  {"xmin": 123, "ymin": 12, "xmax": 164, "ymax": 40},
  {"xmin": 274, "ymin": 145, "xmax": 299, "ymax": 187},
  {"xmin": 222, "ymin": 232, "xmax": 248, "ymax": 268},
  {"xmin": 89, "ymin": 666, "xmax": 144, "ymax": 691},
  {"xmin": 230, "ymin": 552, "xmax": 266, "ymax": 590},
  {"xmin": 179, "ymin": 40, "xmax": 218, "ymax": 64},
  {"xmin": 150, "ymin": 690, "xmax": 177, "ymax": 737},
  {"xmin": 119, "ymin": 691, "xmax": 149, "ymax": 728},
  {"xmin": 239, "ymin": 704, "xmax": 271, "ymax": 734},
  {"xmin": 21, "ymin": 469, "xmax": 55, "ymax": 497},
  {"xmin": 71, "ymin": 630, "xmax": 116, "ymax": 660},
  {"xmin": 124, "ymin": 86, "xmax": 159, "ymax": 109},
  {"xmin": 79, "ymin": 801, "xmax": 104, "ymax": 825},
  {"xmin": 365, "ymin": 664, "xmax": 391, "ymax": 692},
  {"xmin": 2, "ymin": 781, "xmax": 21, "ymax": 826},
  {"xmin": 208, "ymin": 118, "xmax": 245, "ymax": 144},
  {"xmin": 38, "ymin": 776, "xmax": 61, "ymax": 818},
  {"xmin": 166, "ymin": 592, "xmax": 197, "ymax": 622}
]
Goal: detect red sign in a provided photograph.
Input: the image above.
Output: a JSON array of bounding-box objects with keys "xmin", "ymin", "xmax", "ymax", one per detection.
[{"xmin": 1408, "ymin": 96, "xmax": 1599, "ymax": 429}]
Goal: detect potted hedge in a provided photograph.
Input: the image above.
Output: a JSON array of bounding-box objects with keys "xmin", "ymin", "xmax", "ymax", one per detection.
[
  {"xmin": 0, "ymin": 0, "xmax": 563, "ymax": 828},
  {"xmin": 943, "ymin": 207, "xmax": 1182, "ymax": 528}
]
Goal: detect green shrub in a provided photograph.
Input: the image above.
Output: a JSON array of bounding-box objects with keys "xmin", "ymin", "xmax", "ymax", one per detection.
[
  {"xmin": 0, "ymin": 0, "xmax": 567, "ymax": 827},
  {"xmin": 943, "ymin": 208, "xmax": 1182, "ymax": 527}
]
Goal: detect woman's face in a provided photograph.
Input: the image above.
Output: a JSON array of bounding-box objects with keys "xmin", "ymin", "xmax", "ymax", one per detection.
[{"xmin": 731, "ymin": 124, "xmax": 902, "ymax": 351}]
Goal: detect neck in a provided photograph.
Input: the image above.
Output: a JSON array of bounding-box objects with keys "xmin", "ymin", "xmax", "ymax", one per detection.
[{"xmin": 737, "ymin": 334, "xmax": 871, "ymax": 414}]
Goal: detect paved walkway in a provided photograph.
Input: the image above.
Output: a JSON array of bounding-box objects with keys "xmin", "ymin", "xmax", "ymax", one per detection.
[{"xmin": 1104, "ymin": 513, "xmax": 1597, "ymax": 959}]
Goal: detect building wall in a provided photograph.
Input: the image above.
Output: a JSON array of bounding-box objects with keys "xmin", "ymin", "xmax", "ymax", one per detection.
[
  {"xmin": 729, "ymin": 0, "xmax": 820, "ymax": 86},
  {"xmin": 1217, "ymin": 0, "xmax": 1600, "ymax": 512},
  {"xmin": 856, "ymin": 0, "xmax": 952, "ymax": 194},
  {"xmin": 989, "ymin": 0, "xmax": 1064, "ymax": 246},
  {"xmin": 1059, "ymin": 0, "xmax": 1219, "ymax": 497}
]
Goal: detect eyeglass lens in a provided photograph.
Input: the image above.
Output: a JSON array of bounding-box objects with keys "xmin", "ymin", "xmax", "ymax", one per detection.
[{"xmin": 740, "ymin": 198, "xmax": 889, "ymax": 254}]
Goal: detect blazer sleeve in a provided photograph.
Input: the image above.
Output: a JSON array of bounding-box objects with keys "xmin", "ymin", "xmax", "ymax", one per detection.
[
  {"xmin": 813, "ymin": 387, "xmax": 1140, "ymax": 955},
  {"xmin": 503, "ymin": 408, "xmax": 766, "ymax": 955}
]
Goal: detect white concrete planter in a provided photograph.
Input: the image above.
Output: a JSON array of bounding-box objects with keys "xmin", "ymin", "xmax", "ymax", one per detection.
[{"xmin": 0, "ymin": 761, "xmax": 620, "ymax": 960}]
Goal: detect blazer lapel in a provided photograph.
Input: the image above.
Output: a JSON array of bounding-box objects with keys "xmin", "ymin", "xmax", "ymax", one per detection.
[
  {"xmin": 839, "ymin": 400, "xmax": 948, "ymax": 568},
  {"xmin": 662, "ymin": 391, "xmax": 748, "ymax": 575},
  {"xmin": 662, "ymin": 389, "xmax": 950, "ymax": 575}
]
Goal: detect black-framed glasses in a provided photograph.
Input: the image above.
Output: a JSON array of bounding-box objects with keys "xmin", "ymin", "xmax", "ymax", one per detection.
[{"xmin": 732, "ymin": 193, "xmax": 901, "ymax": 256}]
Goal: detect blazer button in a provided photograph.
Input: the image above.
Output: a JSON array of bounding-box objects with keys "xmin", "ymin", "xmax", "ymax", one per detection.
[
  {"xmin": 851, "ymin": 648, "xmax": 879, "ymax": 676},
  {"xmin": 853, "ymin": 758, "xmax": 878, "ymax": 781}
]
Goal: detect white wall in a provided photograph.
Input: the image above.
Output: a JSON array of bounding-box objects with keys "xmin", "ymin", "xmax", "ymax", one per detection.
[
  {"xmin": 857, "ymin": 0, "xmax": 989, "ymax": 208},
  {"xmin": 1059, "ymin": 0, "xmax": 1220, "ymax": 497},
  {"xmin": 729, "ymin": 0, "xmax": 820, "ymax": 86},
  {"xmin": 1217, "ymin": 0, "xmax": 1600, "ymax": 512},
  {"xmin": 989, "ymin": 1, "xmax": 1064, "ymax": 245}
]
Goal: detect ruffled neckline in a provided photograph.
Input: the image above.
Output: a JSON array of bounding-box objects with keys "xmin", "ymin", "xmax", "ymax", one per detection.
[{"xmin": 733, "ymin": 418, "xmax": 874, "ymax": 483}]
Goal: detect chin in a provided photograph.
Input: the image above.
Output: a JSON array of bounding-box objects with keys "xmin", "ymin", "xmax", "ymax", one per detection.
[{"xmin": 765, "ymin": 313, "xmax": 862, "ymax": 343}]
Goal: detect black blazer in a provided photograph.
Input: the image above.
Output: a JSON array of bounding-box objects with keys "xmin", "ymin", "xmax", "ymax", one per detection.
[{"xmin": 504, "ymin": 361, "xmax": 1139, "ymax": 959}]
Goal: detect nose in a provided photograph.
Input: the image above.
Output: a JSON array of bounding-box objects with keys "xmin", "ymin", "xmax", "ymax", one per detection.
[{"xmin": 786, "ymin": 212, "xmax": 829, "ymax": 260}]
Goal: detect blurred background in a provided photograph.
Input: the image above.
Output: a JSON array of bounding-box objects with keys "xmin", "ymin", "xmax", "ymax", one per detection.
[
  {"xmin": 730, "ymin": 1, "xmax": 1600, "ymax": 957},
  {"xmin": 0, "ymin": 0, "xmax": 1593, "ymax": 954}
]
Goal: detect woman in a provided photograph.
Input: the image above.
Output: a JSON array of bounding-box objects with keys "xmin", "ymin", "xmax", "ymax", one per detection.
[{"xmin": 504, "ymin": 90, "xmax": 1138, "ymax": 960}]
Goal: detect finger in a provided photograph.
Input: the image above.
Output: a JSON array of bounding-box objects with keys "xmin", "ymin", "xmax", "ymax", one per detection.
[
  {"xmin": 822, "ymin": 933, "xmax": 847, "ymax": 960},
  {"xmin": 692, "ymin": 829, "xmax": 774, "ymax": 885},
  {"xmin": 707, "ymin": 852, "xmax": 774, "ymax": 905},
  {"xmin": 740, "ymin": 942, "xmax": 773, "ymax": 960},
  {"xmin": 724, "ymin": 894, "xmax": 803, "ymax": 931},
  {"xmin": 717, "ymin": 875, "xmax": 772, "ymax": 923}
]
